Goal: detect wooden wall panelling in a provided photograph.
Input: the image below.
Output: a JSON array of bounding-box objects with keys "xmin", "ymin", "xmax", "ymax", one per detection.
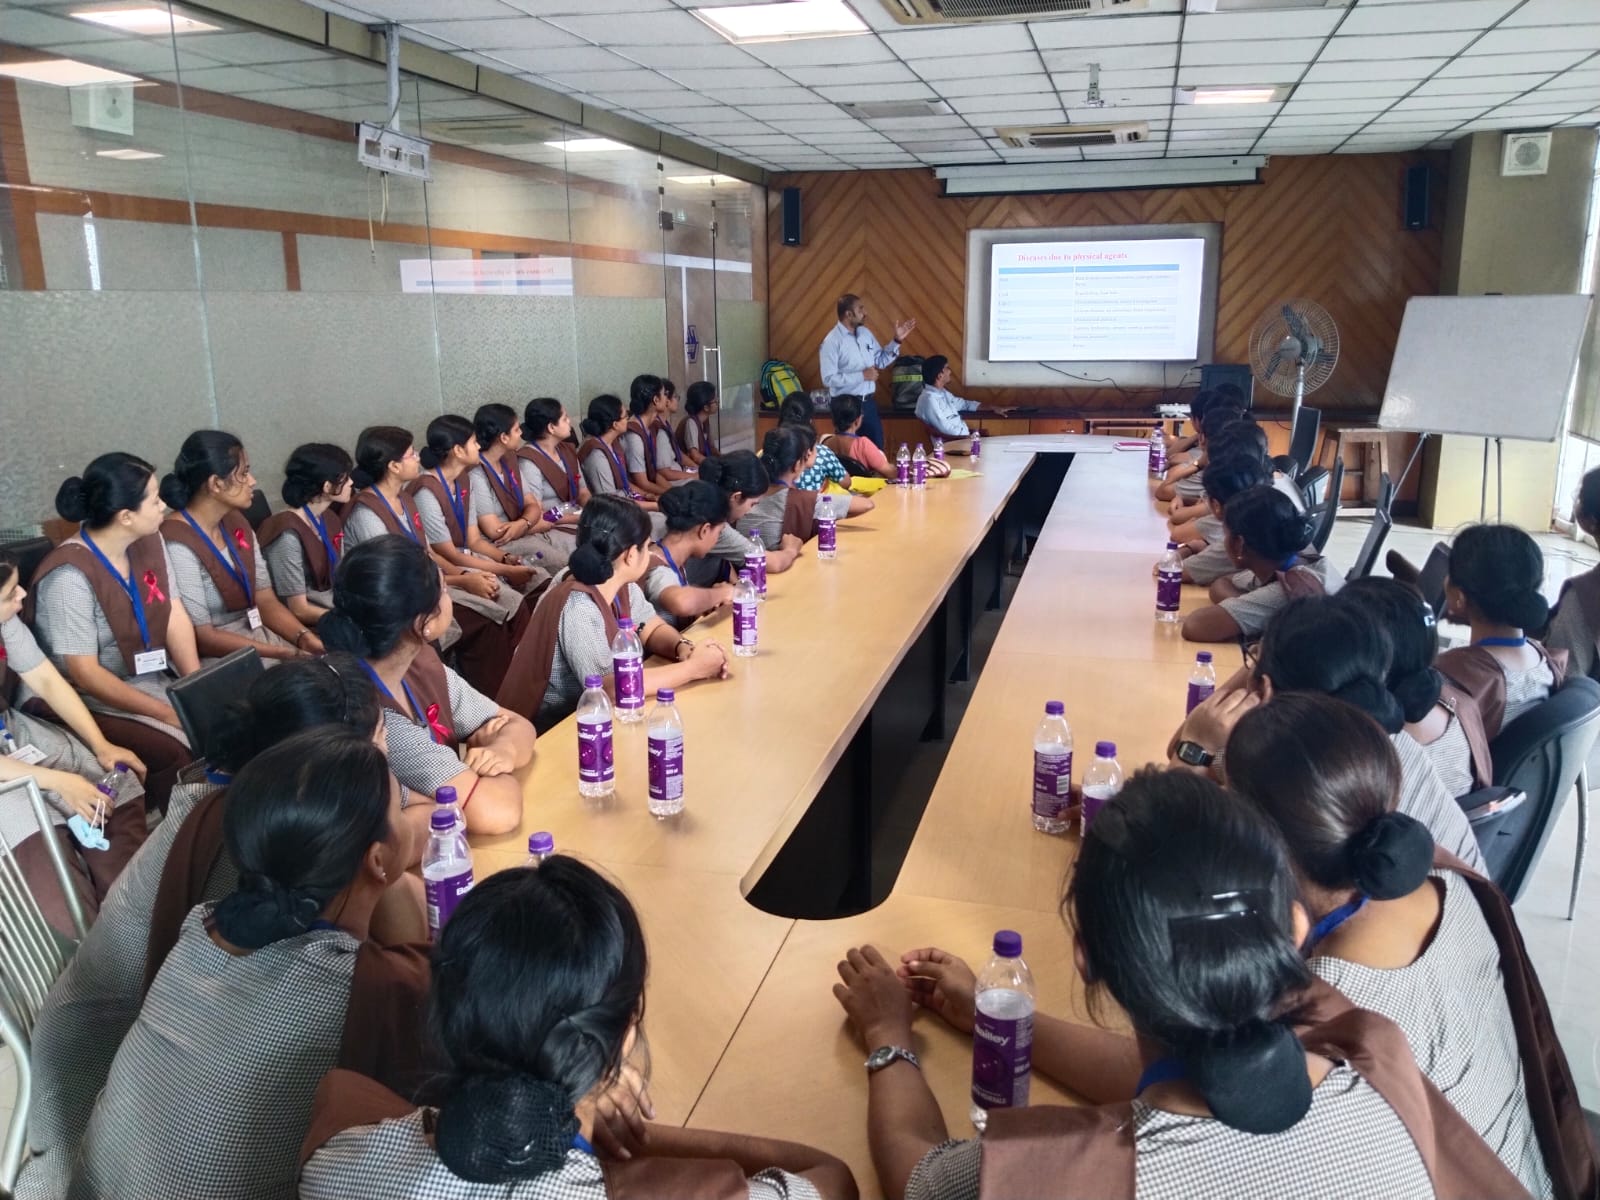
[{"xmin": 766, "ymin": 156, "xmax": 1442, "ymax": 415}]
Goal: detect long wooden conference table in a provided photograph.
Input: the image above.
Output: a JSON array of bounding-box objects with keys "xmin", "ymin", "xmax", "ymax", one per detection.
[{"xmin": 470, "ymin": 437, "xmax": 1235, "ymax": 1197}]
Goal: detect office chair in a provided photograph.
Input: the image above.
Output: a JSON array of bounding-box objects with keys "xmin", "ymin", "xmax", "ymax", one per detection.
[
  {"xmin": 1286, "ymin": 406, "xmax": 1321, "ymax": 478},
  {"xmin": 168, "ymin": 648, "xmax": 265, "ymax": 764},
  {"xmin": 0, "ymin": 537, "xmax": 51, "ymax": 592},
  {"xmin": 1308, "ymin": 458, "xmax": 1345, "ymax": 554},
  {"xmin": 1345, "ymin": 473, "xmax": 1396, "ymax": 581},
  {"xmin": 242, "ymin": 489, "xmax": 273, "ymax": 531}
]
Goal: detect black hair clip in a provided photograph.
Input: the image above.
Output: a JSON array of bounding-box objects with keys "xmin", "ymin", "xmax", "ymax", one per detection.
[{"xmin": 1168, "ymin": 888, "xmax": 1271, "ymax": 935}]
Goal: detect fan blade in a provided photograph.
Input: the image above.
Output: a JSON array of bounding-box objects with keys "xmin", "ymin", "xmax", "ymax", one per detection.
[
  {"xmin": 1281, "ymin": 305, "xmax": 1308, "ymax": 343},
  {"xmin": 1265, "ymin": 348, "xmax": 1288, "ymax": 379}
]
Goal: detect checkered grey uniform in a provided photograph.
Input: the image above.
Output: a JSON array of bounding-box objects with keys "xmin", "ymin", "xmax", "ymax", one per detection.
[
  {"xmin": 1392, "ymin": 731, "xmax": 1486, "ymax": 873},
  {"xmin": 540, "ymin": 584, "xmax": 656, "ymax": 723},
  {"xmin": 300, "ymin": 1109, "xmax": 821, "ymax": 1200},
  {"xmin": 70, "ymin": 907, "xmax": 360, "ymax": 1200},
  {"xmin": 1184, "ymin": 515, "xmax": 1235, "ymax": 586},
  {"xmin": 1313, "ymin": 870, "xmax": 1552, "ymax": 1198},
  {"xmin": 382, "ymin": 662, "xmax": 501, "ymax": 800},
  {"xmin": 166, "ymin": 536, "xmax": 295, "ymax": 657},
  {"xmin": 1418, "ymin": 711, "xmax": 1474, "ymax": 800},
  {"xmin": 262, "ymin": 527, "xmax": 313, "ymax": 602},
  {"xmin": 1499, "ymin": 658, "xmax": 1556, "ymax": 729},
  {"xmin": 906, "ymin": 1065, "xmax": 1432, "ymax": 1200},
  {"xmin": 1219, "ymin": 556, "xmax": 1344, "ymax": 638},
  {"xmin": 18, "ymin": 769, "xmax": 222, "ymax": 1199},
  {"xmin": 734, "ymin": 491, "xmax": 790, "ymax": 554},
  {"xmin": 581, "ymin": 447, "xmax": 625, "ymax": 499}
]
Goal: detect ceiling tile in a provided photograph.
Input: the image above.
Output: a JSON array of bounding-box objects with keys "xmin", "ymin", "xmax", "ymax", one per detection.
[
  {"xmin": 1526, "ymin": 84, "xmax": 1600, "ymax": 101},
  {"xmin": 493, "ymin": 45, "xmax": 639, "ymax": 72},
  {"xmin": 782, "ymin": 62, "xmax": 918, "ymax": 86},
  {"xmin": 737, "ymin": 102, "xmax": 837, "ymax": 120},
  {"xmin": 949, "ymin": 102, "xmax": 1067, "ymax": 123},
  {"xmin": 1387, "ymin": 96, "xmax": 1495, "ymax": 114},
  {"xmin": 881, "ymin": 24, "xmax": 1036, "ymax": 58},
  {"xmin": 814, "ymin": 81, "xmax": 936, "ymax": 101},
  {"xmin": 1413, "ymin": 72, "xmax": 1555, "ymax": 95},
  {"xmin": 1041, "ymin": 43, "xmax": 1179, "ymax": 71},
  {"xmin": 1338, "ymin": 0, "xmax": 1518, "ymax": 36},
  {"xmin": 660, "ymin": 66, "xmax": 792, "ymax": 91},
  {"xmin": 348, "ymin": 0, "xmax": 523, "ymax": 16},
  {"xmin": 910, "ymin": 52, "xmax": 1045, "ymax": 82},
  {"xmin": 617, "ymin": 41, "xmax": 761, "ymax": 69},
  {"xmin": 1181, "ymin": 8, "xmax": 1343, "ymax": 41},
  {"xmin": 1502, "ymin": 0, "xmax": 1600, "ymax": 25},
  {"xmin": 406, "ymin": 16, "xmax": 581, "ymax": 48},
  {"xmin": 1049, "ymin": 84, "xmax": 1173, "ymax": 106},
  {"xmin": 1050, "ymin": 66, "xmax": 1178, "ymax": 90},
  {"xmin": 937, "ymin": 73, "xmax": 1054, "ymax": 98},
  {"xmin": 1322, "ymin": 31, "xmax": 1479, "ymax": 60},
  {"xmin": 1179, "ymin": 39, "xmax": 1324, "ymax": 67},
  {"xmin": 1466, "ymin": 25, "xmax": 1600, "ymax": 54},
  {"xmin": 1291, "ymin": 80, "xmax": 1416, "ymax": 99},
  {"xmin": 1061, "ymin": 103, "xmax": 1170, "ymax": 121},
  {"xmin": 1435, "ymin": 50, "xmax": 1592, "ymax": 75},
  {"xmin": 1175, "ymin": 63, "xmax": 1306, "ymax": 86},
  {"xmin": 545, "ymin": 9, "xmax": 723, "ymax": 44},
  {"xmin": 1277, "ymin": 97, "xmax": 1395, "ymax": 115},
  {"xmin": 502, "ymin": 0, "xmax": 675, "ymax": 11},
  {"xmin": 1488, "ymin": 100, "xmax": 1596, "ymax": 115},
  {"xmin": 1303, "ymin": 58, "xmax": 1449, "ymax": 82},
  {"xmin": 537, "ymin": 67, "xmax": 655, "ymax": 89},
  {"xmin": 917, "ymin": 150, "xmax": 1004, "ymax": 163},
  {"xmin": 742, "ymin": 35, "xmax": 896, "ymax": 67},
  {"xmin": 1028, "ymin": 14, "xmax": 1184, "ymax": 48}
]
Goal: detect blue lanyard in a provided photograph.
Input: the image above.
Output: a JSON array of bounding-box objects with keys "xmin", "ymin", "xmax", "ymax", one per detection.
[
  {"xmin": 531, "ymin": 441, "xmax": 579, "ymax": 499},
  {"xmin": 204, "ymin": 768, "xmax": 233, "ymax": 786},
  {"xmin": 1278, "ymin": 554, "xmax": 1300, "ymax": 573},
  {"xmin": 180, "ymin": 510, "xmax": 252, "ymax": 606},
  {"xmin": 573, "ymin": 1132, "xmax": 596, "ymax": 1156},
  {"xmin": 1135, "ymin": 1057, "xmax": 1184, "ymax": 1095},
  {"xmin": 1478, "ymin": 636, "xmax": 1528, "ymax": 647},
  {"xmin": 302, "ymin": 507, "xmax": 339, "ymax": 567},
  {"xmin": 369, "ymin": 488, "xmax": 419, "ymax": 544},
  {"xmin": 485, "ymin": 458, "xmax": 523, "ymax": 512},
  {"xmin": 1306, "ymin": 894, "xmax": 1368, "ymax": 949},
  {"xmin": 80, "ymin": 528, "xmax": 153, "ymax": 649},
  {"xmin": 0, "ymin": 712, "xmax": 15, "ymax": 750},
  {"xmin": 655, "ymin": 541, "xmax": 687, "ymax": 587},
  {"xmin": 434, "ymin": 469, "xmax": 468, "ymax": 536},
  {"xmin": 604, "ymin": 439, "xmax": 629, "ymax": 484},
  {"xmin": 356, "ymin": 659, "xmax": 438, "ymax": 742}
]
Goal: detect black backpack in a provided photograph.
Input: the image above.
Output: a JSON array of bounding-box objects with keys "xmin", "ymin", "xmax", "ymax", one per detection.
[{"xmin": 890, "ymin": 356, "xmax": 926, "ymax": 413}]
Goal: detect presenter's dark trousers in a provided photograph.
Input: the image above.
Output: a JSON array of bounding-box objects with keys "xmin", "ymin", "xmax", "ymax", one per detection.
[{"xmin": 847, "ymin": 394, "xmax": 884, "ymax": 450}]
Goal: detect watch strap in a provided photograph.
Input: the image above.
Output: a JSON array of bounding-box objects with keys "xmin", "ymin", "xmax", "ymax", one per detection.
[{"xmin": 865, "ymin": 1045, "xmax": 921, "ymax": 1074}]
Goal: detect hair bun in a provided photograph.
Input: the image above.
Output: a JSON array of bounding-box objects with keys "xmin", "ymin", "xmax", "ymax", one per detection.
[
  {"xmin": 349, "ymin": 465, "xmax": 376, "ymax": 490},
  {"xmin": 54, "ymin": 476, "xmax": 89, "ymax": 523},
  {"xmin": 435, "ymin": 1073, "xmax": 577, "ymax": 1183},
  {"xmin": 211, "ymin": 875, "xmax": 322, "ymax": 950},
  {"xmin": 158, "ymin": 472, "xmax": 192, "ymax": 511},
  {"xmin": 1328, "ymin": 677, "xmax": 1405, "ymax": 734},
  {"xmin": 315, "ymin": 609, "xmax": 373, "ymax": 659},
  {"xmin": 1389, "ymin": 666, "xmax": 1443, "ymax": 725},
  {"xmin": 568, "ymin": 544, "xmax": 614, "ymax": 586},
  {"xmin": 1184, "ymin": 1018, "xmax": 1311, "ymax": 1135},
  {"xmin": 1347, "ymin": 811, "xmax": 1434, "ymax": 901},
  {"xmin": 1507, "ymin": 591, "xmax": 1550, "ymax": 632}
]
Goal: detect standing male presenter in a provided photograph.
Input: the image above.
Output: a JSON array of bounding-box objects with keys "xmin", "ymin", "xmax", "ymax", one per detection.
[{"xmin": 819, "ymin": 293, "xmax": 915, "ymax": 451}]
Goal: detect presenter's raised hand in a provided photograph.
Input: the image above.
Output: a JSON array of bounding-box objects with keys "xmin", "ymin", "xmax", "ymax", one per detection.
[{"xmin": 894, "ymin": 317, "xmax": 917, "ymax": 341}]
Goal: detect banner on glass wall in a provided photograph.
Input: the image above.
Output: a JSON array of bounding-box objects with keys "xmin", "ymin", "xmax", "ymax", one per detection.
[{"xmin": 399, "ymin": 257, "xmax": 574, "ymax": 295}]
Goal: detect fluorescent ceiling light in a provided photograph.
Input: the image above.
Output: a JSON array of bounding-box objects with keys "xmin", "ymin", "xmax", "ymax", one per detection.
[
  {"xmin": 1179, "ymin": 85, "xmax": 1291, "ymax": 105},
  {"xmin": 544, "ymin": 137, "xmax": 626, "ymax": 152},
  {"xmin": 692, "ymin": 0, "xmax": 867, "ymax": 44},
  {"xmin": 70, "ymin": 6, "xmax": 221, "ymax": 34},
  {"xmin": 96, "ymin": 147, "xmax": 163, "ymax": 160},
  {"xmin": 0, "ymin": 59, "xmax": 141, "ymax": 87},
  {"xmin": 935, "ymin": 156, "xmax": 1266, "ymax": 195},
  {"xmin": 668, "ymin": 173, "xmax": 739, "ymax": 185}
]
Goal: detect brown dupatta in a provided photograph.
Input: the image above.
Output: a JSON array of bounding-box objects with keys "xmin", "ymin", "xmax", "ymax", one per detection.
[
  {"xmin": 350, "ymin": 488, "xmax": 428, "ymax": 546},
  {"xmin": 1438, "ymin": 641, "xmax": 1570, "ymax": 740},
  {"xmin": 258, "ymin": 510, "xmax": 343, "ymax": 593},
  {"xmin": 678, "ymin": 413, "xmax": 718, "ymax": 459},
  {"xmin": 406, "ymin": 473, "xmax": 469, "ymax": 549},
  {"xmin": 624, "ymin": 417, "xmax": 658, "ymax": 483},
  {"xmin": 477, "ymin": 455, "xmax": 529, "ymax": 522},
  {"xmin": 160, "ymin": 509, "xmax": 260, "ymax": 615},
  {"xmin": 580, "ymin": 437, "xmax": 629, "ymax": 492},
  {"xmin": 1437, "ymin": 679, "xmax": 1495, "ymax": 791},
  {"xmin": 33, "ymin": 534, "xmax": 174, "ymax": 674},
  {"xmin": 373, "ymin": 646, "xmax": 459, "ymax": 745},
  {"xmin": 496, "ymin": 579, "xmax": 631, "ymax": 721},
  {"xmin": 780, "ymin": 486, "xmax": 820, "ymax": 544},
  {"xmin": 144, "ymin": 781, "xmax": 228, "ymax": 991},
  {"xmin": 519, "ymin": 441, "xmax": 584, "ymax": 504}
]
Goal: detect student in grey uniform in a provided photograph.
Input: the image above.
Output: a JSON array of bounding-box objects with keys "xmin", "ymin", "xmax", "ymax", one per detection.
[
  {"xmin": 300, "ymin": 859, "xmax": 855, "ymax": 1200},
  {"xmin": 69, "ymin": 727, "xmax": 430, "ymax": 1200},
  {"xmin": 698, "ymin": 451, "xmax": 804, "ymax": 582},
  {"xmin": 738, "ymin": 427, "xmax": 873, "ymax": 551},
  {"xmin": 1547, "ymin": 465, "xmax": 1600, "ymax": 681},
  {"xmin": 621, "ymin": 374, "xmax": 694, "ymax": 499},
  {"xmin": 468, "ymin": 403, "xmax": 572, "ymax": 570},
  {"xmin": 577, "ymin": 394, "xmax": 664, "ymax": 537},
  {"xmin": 518, "ymin": 396, "xmax": 590, "ymax": 519},
  {"xmin": 1183, "ymin": 486, "xmax": 1340, "ymax": 644},
  {"xmin": 159, "ymin": 429, "xmax": 319, "ymax": 663},
  {"xmin": 18, "ymin": 654, "xmax": 381, "ymax": 1199},
  {"xmin": 1177, "ymin": 450, "xmax": 1272, "ymax": 586},
  {"xmin": 835, "ymin": 770, "xmax": 1511, "ymax": 1200},
  {"xmin": 1229, "ymin": 694, "xmax": 1566, "ymax": 1198},
  {"xmin": 0, "ymin": 554, "xmax": 147, "ymax": 938},
  {"xmin": 32, "ymin": 452, "xmax": 202, "ymax": 813},
  {"xmin": 260, "ymin": 443, "xmax": 352, "ymax": 629},
  {"xmin": 643, "ymin": 481, "xmax": 739, "ymax": 630},
  {"xmin": 678, "ymin": 379, "xmax": 719, "ymax": 467}
]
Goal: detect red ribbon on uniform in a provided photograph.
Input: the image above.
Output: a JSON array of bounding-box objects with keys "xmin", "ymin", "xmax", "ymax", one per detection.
[
  {"xmin": 333, "ymin": 531, "xmax": 345, "ymax": 553},
  {"xmin": 412, "ymin": 511, "xmax": 425, "ymax": 534},
  {"xmin": 142, "ymin": 570, "xmax": 167, "ymax": 604},
  {"xmin": 233, "ymin": 527, "xmax": 250, "ymax": 554},
  {"xmin": 424, "ymin": 702, "xmax": 453, "ymax": 744}
]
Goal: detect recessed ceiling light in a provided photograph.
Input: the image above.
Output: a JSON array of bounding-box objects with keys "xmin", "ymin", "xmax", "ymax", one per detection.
[
  {"xmin": 70, "ymin": 6, "xmax": 221, "ymax": 34},
  {"xmin": 544, "ymin": 137, "xmax": 626, "ymax": 152},
  {"xmin": 96, "ymin": 147, "xmax": 163, "ymax": 160},
  {"xmin": 668, "ymin": 173, "xmax": 739, "ymax": 185},
  {"xmin": 1178, "ymin": 85, "xmax": 1290, "ymax": 105},
  {"xmin": 0, "ymin": 59, "xmax": 141, "ymax": 87},
  {"xmin": 692, "ymin": 0, "xmax": 867, "ymax": 44}
]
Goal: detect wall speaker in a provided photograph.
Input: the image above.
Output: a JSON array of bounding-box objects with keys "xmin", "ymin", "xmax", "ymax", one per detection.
[
  {"xmin": 782, "ymin": 187, "xmax": 802, "ymax": 246},
  {"xmin": 1404, "ymin": 164, "xmax": 1431, "ymax": 231},
  {"xmin": 1199, "ymin": 363, "xmax": 1254, "ymax": 409}
]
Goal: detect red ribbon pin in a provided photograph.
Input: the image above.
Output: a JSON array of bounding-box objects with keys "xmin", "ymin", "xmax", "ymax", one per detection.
[
  {"xmin": 333, "ymin": 531, "xmax": 345, "ymax": 553},
  {"xmin": 412, "ymin": 511, "xmax": 424, "ymax": 534},
  {"xmin": 142, "ymin": 570, "xmax": 167, "ymax": 604},
  {"xmin": 424, "ymin": 702, "xmax": 453, "ymax": 744},
  {"xmin": 233, "ymin": 527, "xmax": 250, "ymax": 554}
]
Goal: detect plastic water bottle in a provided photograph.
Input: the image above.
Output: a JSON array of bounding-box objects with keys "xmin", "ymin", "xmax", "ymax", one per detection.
[
  {"xmin": 1032, "ymin": 701, "xmax": 1074, "ymax": 835},
  {"xmin": 815, "ymin": 492, "xmax": 838, "ymax": 561},
  {"xmin": 932, "ymin": 437, "xmax": 946, "ymax": 463},
  {"xmin": 526, "ymin": 831, "xmax": 554, "ymax": 866},
  {"xmin": 95, "ymin": 761, "xmax": 132, "ymax": 806},
  {"xmin": 1187, "ymin": 651, "xmax": 1217, "ymax": 714},
  {"xmin": 912, "ymin": 444, "xmax": 928, "ymax": 488},
  {"xmin": 576, "ymin": 674, "xmax": 615, "ymax": 799},
  {"xmin": 423, "ymin": 804, "xmax": 473, "ymax": 941},
  {"xmin": 1081, "ymin": 742, "xmax": 1124, "ymax": 833},
  {"xmin": 970, "ymin": 930, "xmax": 1035, "ymax": 1133},
  {"xmin": 432, "ymin": 784, "xmax": 461, "ymax": 830},
  {"xmin": 970, "ymin": 428, "xmax": 982, "ymax": 460},
  {"xmin": 895, "ymin": 443, "xmax": 911, "ymax": 486},
  {"xmin": 746, "ymin": 531, "xmax": 768, "ymax": 601},
  {"xmin": 1155, "ymin": 540, "xmax": 1183, "ymax": 623},
  {"xmin": 646, "ymin": 688, "xmax": 685, "ymax": 818},
  {"xmin": 1148, "ymin": 424, "xmax": 1167, "ymax": 475},
  {"xmin": 611, "ymin": 617, "xmax": 645, "ymax": 724},
  {"xmin": 733, "ymin": 569, "xmax": 758, "ymax": 657}
]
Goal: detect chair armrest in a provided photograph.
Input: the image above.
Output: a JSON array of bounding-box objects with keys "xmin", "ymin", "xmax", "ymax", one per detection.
[{"xmin": 1458, "ymin": 786, "xmax": 1527, "ymax": 826}]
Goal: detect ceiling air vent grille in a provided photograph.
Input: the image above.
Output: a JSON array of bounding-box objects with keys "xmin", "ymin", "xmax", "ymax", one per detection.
[
  {"xmin": 996, "ymin": 122, "xmax": 1150, "ymax": 148},
  {"xmin": 880, "ymin": 0, "xmax": 1148, "ymax": 24}
]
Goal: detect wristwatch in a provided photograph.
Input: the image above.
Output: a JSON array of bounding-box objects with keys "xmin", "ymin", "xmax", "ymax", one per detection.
[
  {"xmin": 1175, "ymin": 740, "xmax": 1215, "ymax": 768},
  {"xmin": 674, "ymin": 637, "xmax": 695, "ymax": 662},
  {"xmin": 865, "ymin": 1045, "xmax": 921, "ymax": 1075}
]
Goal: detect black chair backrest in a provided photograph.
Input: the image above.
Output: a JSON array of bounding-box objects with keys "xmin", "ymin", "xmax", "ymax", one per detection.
[
  {"xmin": 1287, "ymin": 406, "xmax": 1321, "ymax": 477},
  {"xmin": 0, "ymin": 537, "xmax": 52, "ymax": 593},
  {"xmin": 167, "ymin": 648, "xmax": 265, "ymax": 764},
  {"xmin": 1299, "ymin": 465, "xmax": 1330, "ymax": 511},
  {"xmin": 1472, "ymin": 676, "xmax": 1600, "ymax": 901},
  {"xmin": 1346, "ymin": 507, "xmax": 1393, "ymax": 582},
  {"xmin": 1309, "ymin": 458, "xmax": 1344, "ymax": 553},
  {"xmin": 1416, "ymin": 541, "xmax": 1451, "ymax": 619},
  {"xmin": 242, "ymin": 489, "xmax": 272, "ymax": 531}
]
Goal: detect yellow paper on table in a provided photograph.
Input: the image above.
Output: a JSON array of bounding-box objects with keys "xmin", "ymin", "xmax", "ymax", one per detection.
[
  {"xmin": 843, "ymin": 476, "xmax": 888, "ymax": 495},
  {"xmin": 944, "ymin": 468, "xmax": 981, "ymax": 479}
]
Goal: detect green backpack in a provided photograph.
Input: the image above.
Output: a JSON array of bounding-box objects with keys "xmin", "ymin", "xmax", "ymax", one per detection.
[{"xmin": 759, "ymin": 360, "xmax": 804, "ymax": 412}]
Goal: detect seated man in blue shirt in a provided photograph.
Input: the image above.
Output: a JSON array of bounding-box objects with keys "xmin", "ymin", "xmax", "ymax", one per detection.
[{"xmin": 913, "ymin": 356, "xmax": 1009, "ymax": 453}]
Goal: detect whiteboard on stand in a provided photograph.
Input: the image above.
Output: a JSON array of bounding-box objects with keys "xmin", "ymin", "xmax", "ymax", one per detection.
[{"xmin": 1377, "ymin": 295, "xmax": 1593, "ymax": 442}]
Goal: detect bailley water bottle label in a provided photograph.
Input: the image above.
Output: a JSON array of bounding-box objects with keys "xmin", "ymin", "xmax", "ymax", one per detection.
[
  {"xmin": 1186, "ymin": 682, "xmax": 1215, "ymax": 714},
  {"xmin": 425, "ymin": 868, "xmax": 473, "ymax": 938},
  {"xmin": 970, "ymin": 433, "xmax": 982, "ymax": 459},
  {"xmin": 614, "ymin": 657, "xmax": 645, "ymax": 711},
  {"xmin": 933, "ymin": 440, "xmax": 946, "ymax": 462},
  {"xmin": 896, "ymin": 461, "xmax": 909, "ymax": 486},
  {"xmin": 751, "ymin": 557, "xmax": 768, "ymax": 596},
  {"xmin": 971, "ymin": 1008, "xmax": 1033, "ymax": 1109},
  {"xmin": 544, "ymin": 507, "xmax": 563, "ymax": 523},
  {"xmin": 734, "ymin": 600, "xmax": 758, "ymax": 649},
  {"xmin": 1156, "ymin": 569, "xmax": 1182, "ymax": 613},
  {"xmin": 1082, "ymin": 787, "xmax": 1115, "ymax": 829},
  {"xmin": 817, "ymin": 519, "xmax": 837, "ymax": 554},
  {"xmin": 648, "ymin": 734, "xmax": 685, "ymax": 801},
  {"xmin": 1149, "ymin": 442, "xmax": 1166, "ymax": 474},
  {"xmin": 914, "ymin": 459, "xmax": 927, "ymax": 486},
  {"xmin": 578, "ymin": 717, "xmax": 614, "ymax": 783},
  {"xmin": 1032, "ymin": 751, "xmax": 1072, "ymax": 821}
]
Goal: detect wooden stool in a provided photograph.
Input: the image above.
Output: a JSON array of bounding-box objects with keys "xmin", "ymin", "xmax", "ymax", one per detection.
[{"xmin": 1335, "ymin": 429, "xmax": 1391, "ymax": 505}]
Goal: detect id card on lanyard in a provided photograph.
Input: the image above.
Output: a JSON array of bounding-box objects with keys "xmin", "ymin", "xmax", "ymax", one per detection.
[
  {"xmin": 181, "ymin": 511, "xmax": 261, "ymax": 630},
  {"xmin": 80, "ymin": 529, "xmax": 168, "ymax": 675},
  {"xmin": 0, "ymin": 713, "xmax": 46, "ymax": 765}
]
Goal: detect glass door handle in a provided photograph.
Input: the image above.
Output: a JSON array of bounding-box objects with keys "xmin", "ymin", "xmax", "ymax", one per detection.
[{"xmin": 702, "ymin": 345, "xmax": 723, "ymax": 402}]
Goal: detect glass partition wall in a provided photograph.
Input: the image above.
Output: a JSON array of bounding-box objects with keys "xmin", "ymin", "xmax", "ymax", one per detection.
[{"xmin": 0, "ymin": 0, "xmax": 765, "ymax": 522}]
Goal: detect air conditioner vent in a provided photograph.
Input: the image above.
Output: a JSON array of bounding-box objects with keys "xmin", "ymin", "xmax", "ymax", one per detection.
[
  {"xmin": 996, "ymin": 121, "xmax": 1150, "ymax": 148},
  {"xmin": 880, "ymin": 0, "xmax": 1148, "ymax": 24},
  {"xmin": 841, "ymin": 100, "xmax": 955, "ymax": 120}
]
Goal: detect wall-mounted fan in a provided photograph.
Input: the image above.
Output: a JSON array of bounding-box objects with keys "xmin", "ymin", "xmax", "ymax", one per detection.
[{"xmin": 1249, "ymin": 300, "xmax": 1340, "ymax": 440}]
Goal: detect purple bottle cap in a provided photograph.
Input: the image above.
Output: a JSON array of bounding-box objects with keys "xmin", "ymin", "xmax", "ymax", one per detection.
[
  {"xmin": 584, "ymin": 674, "xmax": 604, "ymax": 689},
  {"xmin": 434, "ymin": 786, "xmax": 457, "ymax": 806},
  {"xmin": 114, "ymin": 761, "xmax": 131, "ymax": 773},
  {"xmin": 528, "ymin": 832, "xmax": 554, "ymax": 855},
  {"xmin": 1196, "ymin": 651, "xmax": 1213, "ymax": 663},
  {"xmin": 739, "ymin": 568, "xmax": 753, "ymax": 582},
  {"xmin": 1095, "ymin": 741, "xmax": 1117, "ymax": 758},
  {"xmin": 617, "ymin": 617, "xmax": 634, "ymax": 629},
  {"xmin": 993, "ymin": 930, "xmax": 1022, "ymax": 958},
  {"xmin": 657, "ymin": 688, "xmax": 675, "ymax": 702},
  {"xmin": 430, "ymin": 808, "xmax": 456, "ymax": 831},
  {"xmin": 1166, "ymin": 541, "xmax": 1178, "ymax": 549},
  {"xmin": 1044, "ymin": 700, "xmax": 1065, "ymax": 715}
]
